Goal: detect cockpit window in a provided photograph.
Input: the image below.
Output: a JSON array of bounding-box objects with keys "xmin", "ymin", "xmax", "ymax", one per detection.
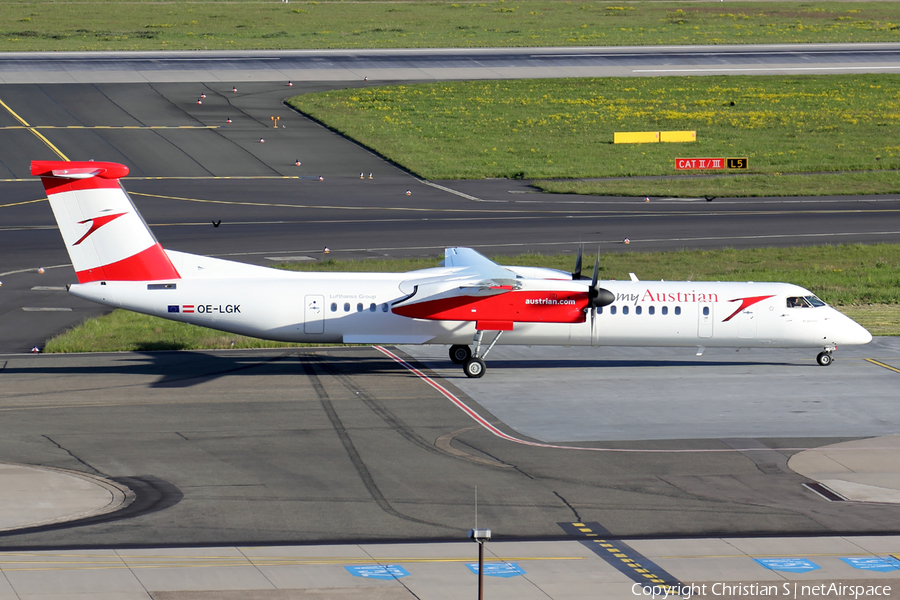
[
  {"xmin": 805, "ymin": 295, "xmax": 826, "ymax": 307},
  {"xmin": 787, "ymin": 296, "xmax": 826, "ymax": 308}
]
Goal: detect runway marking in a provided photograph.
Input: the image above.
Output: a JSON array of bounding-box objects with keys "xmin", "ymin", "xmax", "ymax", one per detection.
[
  {"xmin": 373, "ymin": 345, "xmax": 830, "ymax": 455},
  {"xmin": 434, "ymin": 425, "xmax": 513, "ymax": 468},
  {"xmin": 0, "ymin": 125, "xmax": 222, "ymax": 130},
  {"xmin": 22, "ymin": 307, "xmax": 72, "ymax": 312},
  {"xmin": 0, "ymin": 198, "xmax": 46, "ymax": 208},
  {"xmin": 126, "ymin": 190, "xmax": 900, "ymax": 219},
  {"xmin": 865, "ymin": 358, "xmax": 900, "ymax": 374},
  {"xmin": 205, "ymin": 231, "xmax": 900, "ymax": 260},
  {"xmin": 420, "ymin": 180, "xmax": 485, "ymax": 202},
  {"xmin": 561, "ymin": 522, "xmax": 681, "ymax": 588},
  {"xmin": 655, "ymin": 551, "xmax": 895, "ymax": 559},
  {"xmin": 0, "ymin": 264, "xmax": 70, "ymax": 278},
  {"xmin": 0, "ymin": 98, "xmax": 70, "ymax": 161}
]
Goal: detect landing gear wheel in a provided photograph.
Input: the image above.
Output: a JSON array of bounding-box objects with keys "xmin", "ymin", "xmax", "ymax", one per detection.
[
  {"xmin": 463, "ymin": 357, "xmax": 486, "ymax": 378},
  {"xmin": 816, "ymin": 351, "xmax": 833, "ymax": 366},
  {"xmin": 449, "ymin": 344, "xmax": 472, "ymax": 364}
]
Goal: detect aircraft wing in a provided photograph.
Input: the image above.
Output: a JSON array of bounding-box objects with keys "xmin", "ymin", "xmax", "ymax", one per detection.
[
  {"xmin": 394, "ymin": 248, "xmax": 521, "ymax": 308},
  {"xmin": 441, "ymin": 247, "xmax": 520, "ymax": 288},
  {"xmin": 393, "ymin": 248, "xmax": 587, "ymax": 326}
]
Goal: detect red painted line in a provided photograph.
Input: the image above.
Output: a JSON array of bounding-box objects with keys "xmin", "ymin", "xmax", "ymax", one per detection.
[{"xmin": 372, "ymin": 345, "xmax": 853, "ymax": 455}]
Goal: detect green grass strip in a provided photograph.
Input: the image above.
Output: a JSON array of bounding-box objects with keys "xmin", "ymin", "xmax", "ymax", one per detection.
[
  {"xmin": 287, "ymin": 74, "xmax": 900, "ymax": 196},
  {"xmin": 2, "ymin": 2, "xmax": 899, "ymax": 52},
  {"xmin": 536, "ymin": 171, "xmax": 900, "ymax": 198},
  {"xmin": 44, "ymin": 243, "xmax": 900, "ymax": 352}
]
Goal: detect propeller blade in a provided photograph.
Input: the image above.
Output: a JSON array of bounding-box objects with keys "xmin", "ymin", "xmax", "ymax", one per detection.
[
  {"xmin": 572, "ymin": 244, "xmax": 584, "ymax": 280},
  {"xmin": 587, "ymin": 251, "xmax": 615, "ymax": 309}
]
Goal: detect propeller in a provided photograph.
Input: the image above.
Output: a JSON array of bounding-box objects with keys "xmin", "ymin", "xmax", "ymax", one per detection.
[
  {"xmin": 586, "ymin": 251, "xmax": 615, "ymax": 329},
  {"xmin": 572, "ymin": 243, "xmax": 584, "ymax": 280}
]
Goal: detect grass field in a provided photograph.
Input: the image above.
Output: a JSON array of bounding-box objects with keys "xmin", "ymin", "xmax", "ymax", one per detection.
[
  {"xmin": 536, "ymin": 171, "xmax": 900, "ymax": 198},
  {"xmin": 44, "ymin": 243, "xmax": 900, "ymax": 352},
  {"xmin": 287, "ymin": 74, "xmax": 900, "ymax": 195},
  {"xmin": 2, "ymin": 2, "xmax": 899, "ymax": 52}
]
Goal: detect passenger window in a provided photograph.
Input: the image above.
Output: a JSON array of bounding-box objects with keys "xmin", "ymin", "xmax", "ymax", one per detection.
[
  {"xmin": 344, "ymin": 302, "xmax": 350, "ymax": 312},
  {"xmin": 610, "ymin": 305, "xmax": 617, "ymax": 315},
  {"xmin": 357, "ymin": 303, "xmax": 363, "ymax": 312},
  {"xmin": 622, "ymin": 306, "xmax": 629, "ymax": 315},
  {"xmin": 382, "ymin": 303, "xmax": 389, "ymax": 312},
  {"xmin": 369, "ymin": 303, "xmax": 376, "ymax": 312},
  {"xmin": 675, "ymin": 306, "xmax": 681, "ymax": 315},
  {"xmin": 635, "ymin": 306, "xmax": 642, "ymax": 315},
  {"xmin": 649, "ymin": 306, "xmax": 655, "ymax": 315},
  {"xmin": 598, "ymin": 306, "xmax": 603, "ymax": 314},
  {"xmin": 662, "ymin": 306, "xmax": 668, "ymax": 315},
  {"xmin": 330, "ymin": 303, "xmax": 337, "ymax": 312},
  {"xmin": 702, "ymin": 306, "xmax": 710, "ymax": 316}
]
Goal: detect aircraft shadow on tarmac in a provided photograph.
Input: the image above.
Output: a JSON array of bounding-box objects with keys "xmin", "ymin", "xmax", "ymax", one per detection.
[
  {"xmin": 14, "ymin": 351, "xmax": 401, "ymax": 388},
  {"xmin": 14, "ymin": 350, "xmax": 799, "ymax": 389},
  {"xmin": 451, "ymin": 358, "xmax": 798, "ymax": 371}
]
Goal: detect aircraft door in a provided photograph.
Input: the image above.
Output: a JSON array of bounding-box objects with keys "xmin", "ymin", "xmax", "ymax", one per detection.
[
  {"xmin": 698, "ymin": 302, "xmax": 713, "ymax": 338},
  {"xmin": 304, "ymin": 294, "xmax": 325, "ymax": 334},
  {"xmin": 737, "ymin": 306, "xmax": 758, "ymax": 339}
]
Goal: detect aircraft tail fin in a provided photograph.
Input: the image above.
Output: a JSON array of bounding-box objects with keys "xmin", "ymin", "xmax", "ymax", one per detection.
[{"xmin": 32, "ymin": 161, "xmax": 180, "ymax": 283}]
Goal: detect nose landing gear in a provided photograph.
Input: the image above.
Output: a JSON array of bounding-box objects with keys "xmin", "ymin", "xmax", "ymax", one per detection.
[{"xmin": 816, "ymin": 345, "xmax": 835, "ymax": 366}]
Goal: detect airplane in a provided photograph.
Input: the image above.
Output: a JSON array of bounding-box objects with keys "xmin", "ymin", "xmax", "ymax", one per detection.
[{"xmin": 33, "ymin": 160, "xmax": 872, "ymax": 378}]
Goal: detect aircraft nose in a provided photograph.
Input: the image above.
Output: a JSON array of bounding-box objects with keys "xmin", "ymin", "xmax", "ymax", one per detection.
[{"xmin": 835, "ymin": 315, "xmax": 872, "ymax": 345}]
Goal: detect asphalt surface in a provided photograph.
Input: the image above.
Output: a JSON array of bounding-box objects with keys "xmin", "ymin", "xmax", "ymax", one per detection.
[
  {"xmin": 0, "ymin": 47, "xmax": 899, "ymax": 557},
  {"xmin": 2, "ymin": 80, "xmax": 899, "ymax": 352},
  {"xmin": 2, "ymin": 345, "xmax": 900, "ymax": 549},
  {"xmin": 2, "ymin": 44, "xmax": 899, "ymax": 83}
]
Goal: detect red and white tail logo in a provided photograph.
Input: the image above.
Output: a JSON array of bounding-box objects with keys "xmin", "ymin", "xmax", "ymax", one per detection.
[{"xmin": 32, "ymin": 161, "xmax": 180, "ymax": 283}]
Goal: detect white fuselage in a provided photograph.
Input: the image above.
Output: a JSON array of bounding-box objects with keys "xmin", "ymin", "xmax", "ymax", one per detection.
[{"xmin": 67, "ymin": 261, "xmax": 872, "ymax": 351}]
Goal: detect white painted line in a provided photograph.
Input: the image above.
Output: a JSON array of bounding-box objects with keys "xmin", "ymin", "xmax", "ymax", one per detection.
[
  {"xmin": 0, "ymin": 264, "xmax": 71, "ymax": 277},
  {"xmin": 264, "ymin": 256, "xmax": 315, "ymax": 262},
  {"xmin": 420, "ymin": 180, "xmax": 486, "ymax": 202},
  {"xmin": 22, "ymin": 307, "xmax": 72, "ymax": 312},
  {"xmin": 31, "ymin": 286, "xmax": 66, "ymax": 291}
]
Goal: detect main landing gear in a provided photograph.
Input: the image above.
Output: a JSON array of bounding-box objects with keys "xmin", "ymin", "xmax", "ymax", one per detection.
[
  {"xmin": 816, "ymin": 345, "xmax": 836, "ymax": 366},
  {"xmin": 450, "ymin": 330, "xmax": 504, "ymax": 378},
  {"xmin": 449, "ymin": 344, "xmax": 471, "ymax": 364}
]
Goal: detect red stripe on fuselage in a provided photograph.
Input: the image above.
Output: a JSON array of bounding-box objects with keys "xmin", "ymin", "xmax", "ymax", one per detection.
[
  {"xmin": 392, "ymin": 290, "xmax": 588, "ymax": 324},
  {"xmin": 75, "ymin": 243, "xmax": 180, "ymax": 283}
]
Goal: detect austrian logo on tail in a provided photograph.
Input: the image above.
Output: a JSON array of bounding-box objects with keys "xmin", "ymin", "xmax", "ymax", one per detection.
[{"xmin": 73, "ymin": 212, "xmax": 127, "ymax": 246}]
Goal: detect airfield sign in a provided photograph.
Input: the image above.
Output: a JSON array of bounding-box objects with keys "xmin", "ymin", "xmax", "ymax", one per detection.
[{"xmin": 676, "ymin": 157, "xmax": 749, "ymax": 170}]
